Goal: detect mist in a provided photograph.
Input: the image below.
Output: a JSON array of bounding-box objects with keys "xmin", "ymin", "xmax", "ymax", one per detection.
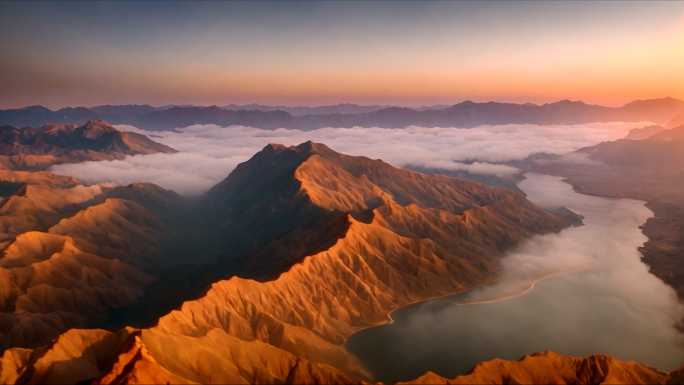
[
  {"xmin": 47, "ymin": 122, "xmax": 641, "ymax": 195},
  {"xmin": 346, "ymin": 174, "xmax": 684, "ymax": 383}
]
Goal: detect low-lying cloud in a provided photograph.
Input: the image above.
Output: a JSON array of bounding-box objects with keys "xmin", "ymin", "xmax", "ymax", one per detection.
[
  {"xmin": 346, "ymin": 174, "xmax": 684, "ymax": 382},
  {"xmin": 49, "ymin": 122, "xmax": 641, "ymax": 195}
]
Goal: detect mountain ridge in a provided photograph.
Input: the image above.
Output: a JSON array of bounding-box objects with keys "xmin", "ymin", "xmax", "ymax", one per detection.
[
  {"xmin": 2, "ymin": 97, "xmax": 683, "ymax": 131},
  {"xmin": 0, "ymin": 141, "xmax": 577, "ymax": 383},
  {"xmin": 0, "ymin": 120, "xmax": 176, "ymax": 171}
]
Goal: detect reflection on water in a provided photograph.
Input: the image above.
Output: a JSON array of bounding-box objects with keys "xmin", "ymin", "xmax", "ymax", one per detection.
[{"xmin": 346, "ymin": 173, "xmax": 684, "ymax": 383}]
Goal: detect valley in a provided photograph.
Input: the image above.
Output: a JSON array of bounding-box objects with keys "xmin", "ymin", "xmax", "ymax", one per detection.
[
  {"xmin": 527, "ymin": 122, "xmax": 684, "ymax": 303},
  {"xmin": 347, "ymin": 174, "xmax": 684, "ymax": 383}
]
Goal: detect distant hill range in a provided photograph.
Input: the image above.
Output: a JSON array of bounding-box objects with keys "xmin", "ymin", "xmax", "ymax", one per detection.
[
  {"xmin": 221, "ymin": 102, "xmax": 395, "ymax": 115},
  {"xmin": 0, "ymin": 119, "xmax": 176, "ymax": 170},
  {"xmin": 1, "ymin": 97, "xmax": 684, "ymax": 131}
]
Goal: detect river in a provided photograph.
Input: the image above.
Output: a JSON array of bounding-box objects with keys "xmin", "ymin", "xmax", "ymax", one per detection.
[{"xmin": 345, "ymin": 173, "xmax": 684, "ymax": 383}]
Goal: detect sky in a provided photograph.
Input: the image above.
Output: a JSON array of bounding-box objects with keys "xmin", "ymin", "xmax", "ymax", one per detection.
[{"xmin": 1, "ymin": 1, "xmax": 684, "ymax": 109}]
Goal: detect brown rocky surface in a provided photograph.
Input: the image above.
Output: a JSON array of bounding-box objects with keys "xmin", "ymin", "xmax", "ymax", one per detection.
[
  {"xmin": 0, "ymin": 169, "xmax": 192, "ymax": 352},
  {"xmin": 0, "ymin": 141, "xmax": 574, "ymax": 384},
  {"xmin": 0, "ymin": 120, "xmax": 176, "ymax": 171},
  {"xmin": 4, "ymin": 141, "xmax": 677, "ymax": 384},
  {"xmin": 401, "ymin": 351, "xmax": 678, "ymax": 385}
]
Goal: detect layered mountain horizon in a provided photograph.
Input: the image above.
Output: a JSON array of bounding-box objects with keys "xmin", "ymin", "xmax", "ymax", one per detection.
[{"xmin": 2, "ymin": 97, "xmax": 684, "ymax": 131}]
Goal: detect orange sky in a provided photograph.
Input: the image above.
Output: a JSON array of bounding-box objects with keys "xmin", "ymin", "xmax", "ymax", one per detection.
[{"xmin": 1, "ymin": 1, "xmax": 683, "ymax": 109}]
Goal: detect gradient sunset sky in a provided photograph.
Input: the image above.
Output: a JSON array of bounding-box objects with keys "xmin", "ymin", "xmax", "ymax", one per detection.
[{"xmin": 1, "ymin": 1, "xmax": 683, "ymax": 109}]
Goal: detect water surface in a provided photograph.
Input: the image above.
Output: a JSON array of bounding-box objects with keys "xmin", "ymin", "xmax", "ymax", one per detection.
[{"xmin": 346, "ymin": 173, "xmax": 684, "ymax": 383}]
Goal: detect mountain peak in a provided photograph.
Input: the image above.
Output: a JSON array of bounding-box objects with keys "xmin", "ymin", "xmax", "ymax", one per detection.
[
  {"xmin": 18, "ymin": 105, "xmax": 52, "ymax": 113},
  {"xmin": 78, "ymin": 119, "xmax": 118, "ymax": 139},
  {"xmin": 261, "ymin": 141, "xmax": 336, "ymax": 157},
  {"xmin": 0, "ymin": 119, "xmax": 175, "ymax": 168},
  {"xmin": 551, "ymin": 99, "xmax": 587, "ymax": 106}
]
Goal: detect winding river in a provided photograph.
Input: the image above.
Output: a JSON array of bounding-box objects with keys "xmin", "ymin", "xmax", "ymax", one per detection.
[{"xmin": 346, "ymin": 173, "xmax": 684, "ymax": 383}]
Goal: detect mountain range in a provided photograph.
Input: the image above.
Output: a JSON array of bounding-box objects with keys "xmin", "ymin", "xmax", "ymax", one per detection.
[
  {"xmin": 0, "ymin": 120, "xmax": 176, "ymax": 171},
  {"xmin": 0, "ymin": 119, "xmax": 683, "ymax": 383},
  {"xmin": 0, "ymin": 141, "xmax": 580, "ymax": 383},
  {"xmin": 220, "ymin": 102, "xmax": 396, "ymax": 115},
  {"xmin": 2, "ymin": 97, "xmax": 684, "ymax": 131}
]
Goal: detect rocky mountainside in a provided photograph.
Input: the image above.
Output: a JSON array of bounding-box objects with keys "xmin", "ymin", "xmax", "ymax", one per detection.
[
  {"xmin": 2, "ymin": 141, "xmax": 682, "ymax": 384},
  {"xmin": 0, "ymin": 169, "xmax": 189, "ymax": 352},
  {"xmin": 3, "ymin": 331, "xmax": 682, "ymax": 384},
  {"xmin": 0, "ymin": 141, "xmax": 576, "ymax": 384},
  {"xmin": 0, "ymin": 120, "xmax": 176, "ymax": 171},
  {"xmin": 401, "ymin": 351, "xmax": 682, "ymax": 385}
]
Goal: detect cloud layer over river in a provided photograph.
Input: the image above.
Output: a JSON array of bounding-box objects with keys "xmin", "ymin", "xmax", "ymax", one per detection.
[
  {"xmin": 346, "ymin": 174, "xmax": 684, "ymax": 382},
  {"xmin": 48, "ymin": 122, "xmax": 641, "ymax": 195}
]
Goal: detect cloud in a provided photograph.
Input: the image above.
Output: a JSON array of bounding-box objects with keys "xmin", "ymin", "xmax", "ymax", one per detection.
[
  {"xmin": 49, "ymin": 152, "xmax": 243, "ymax": 196},
  {"xmin": 48, "ymin": 121, "xmax": 641, "ymax": 195},
  {"xmin": 346, "ymin": 174, "xmax": 684, "ymax": 382},
  {"xmin": 417, "ymin": 160, "xmax": 521, "ymax": 178}
]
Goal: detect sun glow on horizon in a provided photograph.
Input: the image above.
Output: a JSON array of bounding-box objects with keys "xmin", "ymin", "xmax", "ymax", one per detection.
[{"xmin": 1, "ymin": 1, "xmax": 683, "ymax": 109}]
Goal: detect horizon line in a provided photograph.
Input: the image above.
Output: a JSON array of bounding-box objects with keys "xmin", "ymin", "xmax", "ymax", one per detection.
[{"xmin": 3, "ymin": 96, "xmax": 681, "ymax": 112}]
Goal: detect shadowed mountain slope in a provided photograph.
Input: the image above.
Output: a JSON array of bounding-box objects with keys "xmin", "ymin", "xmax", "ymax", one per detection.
[{"xmin": 0, "ymin": 165, "xmax": 218, "ymax": 353}]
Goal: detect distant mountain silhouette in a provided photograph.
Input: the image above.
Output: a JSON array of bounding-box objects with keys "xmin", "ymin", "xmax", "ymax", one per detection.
[
  {"xmin": 3, "ymin": 97, "xmax": 684, "ymax": 131},
  {"xmin": 221, "ymin": 102, "xmax": 393, "ymax": 115},
  {"xmin": 109, "ymin": 97, "xmax": 684, "ymax": 131},
  {"xmin": 624, "ymin": 124, "xmax": 666, "ymax": 140},
  {"xmin": 666, "ymin": 114, "xmax": 684, "ymax": 129},
  {"xmin": 0, "ymin": 120, "xmax": 176, "ymax": 170},
  {"xmin": 0, "ymin": 105, "xmax": 99, "ymax": 127}
]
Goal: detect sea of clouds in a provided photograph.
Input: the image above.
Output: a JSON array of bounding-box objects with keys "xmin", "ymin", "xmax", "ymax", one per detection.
[{"xmin": 48, "ymin": 122, "xmax": 643, "ymax": 195}]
